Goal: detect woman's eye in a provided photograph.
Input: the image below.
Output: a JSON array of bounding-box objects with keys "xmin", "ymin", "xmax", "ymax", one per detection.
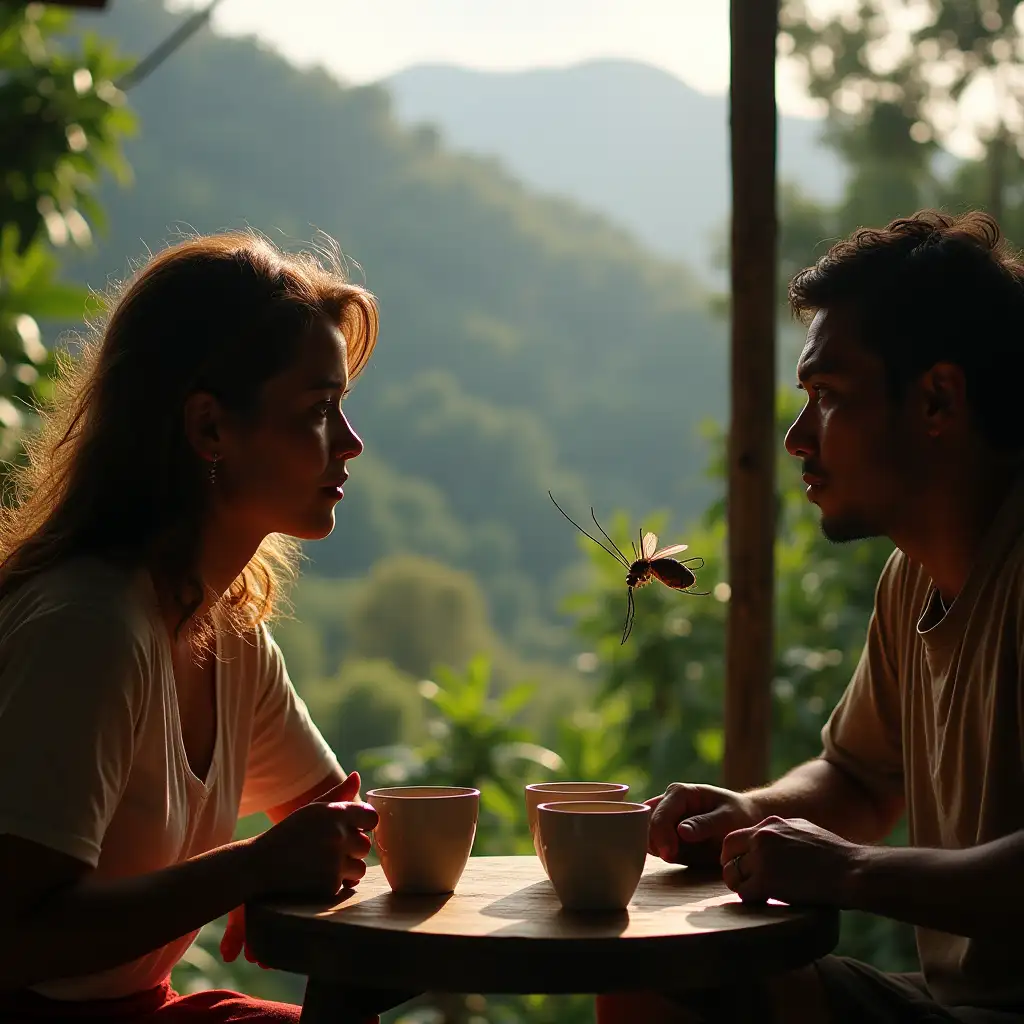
[{"xmin": 313, "ymin": 399, "xmax": 332, "ymax": 418}]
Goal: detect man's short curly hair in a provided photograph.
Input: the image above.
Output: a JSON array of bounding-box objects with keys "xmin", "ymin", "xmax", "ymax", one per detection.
[{"xmin": 788, "ymin": 210, "xmax": 1024, "ymax": 451}]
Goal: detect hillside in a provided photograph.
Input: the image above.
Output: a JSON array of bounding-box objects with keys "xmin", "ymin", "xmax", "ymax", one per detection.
[
  {"xmin": 385, "ymin": 61, "xmax": 845, "ymax": 279},
  {"xmin": 66, "ymin": 0, "xmax": 729, "ymax": 649}
]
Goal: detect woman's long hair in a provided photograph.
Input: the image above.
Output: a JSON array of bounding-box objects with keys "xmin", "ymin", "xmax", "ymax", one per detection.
[{"xmin": 0, "ymin": 231, "xmax": 378, "ymax": 637}]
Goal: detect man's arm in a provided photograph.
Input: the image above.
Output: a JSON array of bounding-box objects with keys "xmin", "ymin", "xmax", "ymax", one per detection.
[
  {"xmin": 648, "ymin": 754, "xmax": 904, "ymax": 866},
  {"xmin": 721, "ymin": 816, "xmax": 1024, "ymax": 940},
  {"xmin": 748, "ymin": 755, "xmax": 905, "ymax": 844},
  {"xmin": 843, "ymin": 830, "xmax": 1024, "ymax": 937}
]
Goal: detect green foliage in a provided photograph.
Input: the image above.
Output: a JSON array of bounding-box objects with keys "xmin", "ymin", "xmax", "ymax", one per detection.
[
  {"xmin": 348, "ymin": 554, "xmax": 496, "ymax": 678},
  {"xmin": 305, "ymin": 657, "xmax": 427, "ymax": 773},
  {"xmin": 564, "ymin": 505, "xmax": 729, "ymax": 791},
  {"xmin": 360, "ymin": 656, "xmax": 562, "ymax": 856},
  {"xmin": 777, "ymin": 0, "xmax": 1024, "ymax": 243},
  {"xmin": 0, "ymin": 4, "xmax": 134, "ymax": 247},
  {"xmin": 0, "ymin": 2, "xmax": 133, "ymax": 463}
]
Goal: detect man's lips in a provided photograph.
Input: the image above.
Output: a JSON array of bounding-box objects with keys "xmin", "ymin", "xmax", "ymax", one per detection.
[{"xmin": 802, "ymin": 472, "xmax": 825, "ymax": 487}]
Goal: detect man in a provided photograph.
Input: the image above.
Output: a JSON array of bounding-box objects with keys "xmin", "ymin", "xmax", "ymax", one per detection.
[{"xmin": 600, "ymin": 210, "xmax": 1024, "ymax": 1024}]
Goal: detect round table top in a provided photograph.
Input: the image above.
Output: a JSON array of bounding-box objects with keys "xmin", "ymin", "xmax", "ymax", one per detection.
[{"xmin": 247, "ymin": 855, "xmax": 839, "ymax": 994}]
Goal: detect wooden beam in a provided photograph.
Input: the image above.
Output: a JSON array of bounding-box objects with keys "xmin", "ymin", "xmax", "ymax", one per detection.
[{"xmin": 723, "ymin": 0, "xmax": 779, "ymax": 791}]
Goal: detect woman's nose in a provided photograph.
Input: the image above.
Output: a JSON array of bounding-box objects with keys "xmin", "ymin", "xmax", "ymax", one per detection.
[{"xmin": 333, "ymin": 410, "xmax": 363, "ymax": 460}]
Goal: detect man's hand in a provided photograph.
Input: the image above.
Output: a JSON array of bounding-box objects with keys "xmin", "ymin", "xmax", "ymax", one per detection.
[
  {"xmin": 646, "ymin": 783, "xmax": 761, "ymax": 867},
  {"xmin": 720, "ymin": 816, "xmax": 861, "ymax": 906}
]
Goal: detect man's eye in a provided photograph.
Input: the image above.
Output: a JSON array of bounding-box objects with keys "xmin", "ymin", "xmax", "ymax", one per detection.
[{"xmin": 314, "ymin": 400, "xmax": 332, "ymax": 417}]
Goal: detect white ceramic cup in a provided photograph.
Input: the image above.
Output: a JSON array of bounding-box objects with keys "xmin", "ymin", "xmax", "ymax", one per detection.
[
  {"xmin": 524, "ymin": 782, "xmax": 629, "ymax": 874},
  {"xmin": 366, "ymin": 786, "xmax": 479, "ymax": 894},
  {"xmin": 537, "ymin": 800, "xmax": 651, "ymax": 911}
]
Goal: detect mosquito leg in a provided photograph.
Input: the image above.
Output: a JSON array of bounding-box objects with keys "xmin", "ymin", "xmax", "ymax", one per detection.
[{"xmin": 621, "ymin": 587, "xmax": 635, "ymax": 644}]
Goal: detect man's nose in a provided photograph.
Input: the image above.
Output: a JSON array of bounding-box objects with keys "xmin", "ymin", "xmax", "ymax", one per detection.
[{"xmin": 784, "ymin": 406, "xmax": 815, "ymax": 460}]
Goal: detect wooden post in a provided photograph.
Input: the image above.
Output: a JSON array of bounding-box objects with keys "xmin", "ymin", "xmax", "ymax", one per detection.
[{"xmin": 723, "ymin": 0, "xmax": 779, "ymax": 791}]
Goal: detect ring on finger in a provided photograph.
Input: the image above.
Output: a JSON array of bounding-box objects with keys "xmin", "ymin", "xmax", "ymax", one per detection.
[{"xmin": 731, "ymin": 853, "xmax": 747, "ymax": 881}]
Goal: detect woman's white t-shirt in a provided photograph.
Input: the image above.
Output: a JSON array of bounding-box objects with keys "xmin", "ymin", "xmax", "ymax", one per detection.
[{"xmin": 0, "ymin": 556, "xmax": 341, "ymax": 1000}]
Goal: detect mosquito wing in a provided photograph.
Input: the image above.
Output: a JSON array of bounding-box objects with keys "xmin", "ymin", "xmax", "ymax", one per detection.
[
  {"xmin": 651, "ymin": 543, "xmax": 689, "ymax": 560},
  {"xmin": 641, "ymin": 531, "xmax": 658, "ymax": 560}
]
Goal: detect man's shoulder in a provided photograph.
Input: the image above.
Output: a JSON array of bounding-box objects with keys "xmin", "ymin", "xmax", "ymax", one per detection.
[{"xmin": 875, "ymin": 546, "xmax": 919, "ymax": 600}]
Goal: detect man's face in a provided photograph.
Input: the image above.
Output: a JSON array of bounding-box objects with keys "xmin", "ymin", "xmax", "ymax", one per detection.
[{"xmin": 784, "ymin": 306, "xmax": 924, "ymax": 543}]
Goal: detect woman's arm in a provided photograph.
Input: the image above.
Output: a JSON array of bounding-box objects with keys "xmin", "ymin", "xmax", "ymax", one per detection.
[
  {"xmin": 0, "ymin": 793, "xmax": 376, "ymax": 993},
  {"xmin": 265, "ymin": 764, "xmax": 352, "ymax": 824},
  {"xmin": 0, "ymin": 832, "xmax": 260, "ymax": 992}
]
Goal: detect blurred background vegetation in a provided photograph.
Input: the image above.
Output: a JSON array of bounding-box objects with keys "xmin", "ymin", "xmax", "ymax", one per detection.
[{"xmin": 4, "ymin": 0, "xmax": 1016, "ymax": 1019}]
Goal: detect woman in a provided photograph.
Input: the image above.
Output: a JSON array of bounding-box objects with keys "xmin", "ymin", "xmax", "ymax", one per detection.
[{"xmin": 0, "ymin": 232, "xmax": 381, "ymax": 1021}]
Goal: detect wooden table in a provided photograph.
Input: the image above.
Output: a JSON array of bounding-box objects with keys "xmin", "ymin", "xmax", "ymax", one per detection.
[{"xmin": 246, "ymin": 855, "xmax": 840, "ymax": 1023}]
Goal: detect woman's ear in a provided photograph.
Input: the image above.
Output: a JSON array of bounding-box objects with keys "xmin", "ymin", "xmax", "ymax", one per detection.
[{"xmin": 183, "ymin": 391, "xmax": 226, "ymax": 463}]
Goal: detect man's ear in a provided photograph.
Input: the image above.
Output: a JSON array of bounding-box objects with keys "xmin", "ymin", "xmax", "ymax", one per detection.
[
  {"xmin": 918, "ymin": 362, "xmax": 968, "ymax": 438},
  {"xmin": 183, "ymin": 391, "xmax": 226, "ymax": 462}
]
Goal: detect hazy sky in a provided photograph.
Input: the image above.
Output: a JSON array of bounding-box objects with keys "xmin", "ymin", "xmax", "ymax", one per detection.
[{"xmin": 168, "ymin": 0, "xmax": 823, "ymax": 119}]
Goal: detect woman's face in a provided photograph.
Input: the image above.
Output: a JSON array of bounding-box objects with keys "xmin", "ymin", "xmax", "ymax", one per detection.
[{"xmin": 213, "ymin": 315, "xmax": 363, "ymax": 542}]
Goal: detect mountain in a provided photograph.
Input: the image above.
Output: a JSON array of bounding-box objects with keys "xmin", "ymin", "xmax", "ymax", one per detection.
[
  {"xmin": 65, "ymin": 1, "xmax": 729, "ymax": 649},
  {"xmin": 385, "ymin": 61, "xmax": 846, "ymax": 280}
]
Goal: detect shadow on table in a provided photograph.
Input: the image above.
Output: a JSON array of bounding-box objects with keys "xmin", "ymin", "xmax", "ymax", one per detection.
[
  {"xmin": 482, "ymin": 909, "xmax": 632, "ymax": 939},
  {"xmin": 335, "ymin": 890, "xmax": 453, "ymax": 930},
  {"xmin": 477, "ymin": 880, "xmax": 631, "ymax": 938},
  {"xmin": 478, "ymin": 880, "xmax": 555, "ymax": 920}
]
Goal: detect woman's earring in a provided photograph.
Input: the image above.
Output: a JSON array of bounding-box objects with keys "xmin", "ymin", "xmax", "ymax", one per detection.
[{"xmin": 209, "ymin": 455, "xmax": 219, "ymax": 485}]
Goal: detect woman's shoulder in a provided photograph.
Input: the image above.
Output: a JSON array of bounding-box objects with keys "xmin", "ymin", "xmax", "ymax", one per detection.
[
  {"xmin": 217, "ymin": 618, "xmax": 278, "ymax": 665},
  {"xmin": 0, "ymin": 558, "xmax": 162, "ymax": 716},
  {"xmin": 0, "ymin": 555, "xmax": 159, "ymax": 645}
]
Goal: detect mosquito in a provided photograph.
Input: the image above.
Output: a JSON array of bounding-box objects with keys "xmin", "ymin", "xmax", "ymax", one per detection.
[{"xmin": 549, "ymin": 491, "xmax": 708, "ymax": 644}]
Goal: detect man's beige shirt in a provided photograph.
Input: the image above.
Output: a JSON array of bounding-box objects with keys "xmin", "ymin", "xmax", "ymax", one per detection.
[{"xmin": 823, "ymin": 478, "xmax": 1024, "ymax": 1008}]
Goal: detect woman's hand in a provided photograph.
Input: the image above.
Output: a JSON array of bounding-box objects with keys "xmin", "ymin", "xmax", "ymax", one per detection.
[
  {"xmin": 220, "ymin": 905, "xmax": 268, "ymax": 968},
  {"xmin": 247, "ymin": 770, "xmax": 379, "ymax": 900}
]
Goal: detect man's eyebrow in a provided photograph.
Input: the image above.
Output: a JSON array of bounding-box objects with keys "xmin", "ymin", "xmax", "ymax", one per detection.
[
  {"xmin": 305, "ymin": 378, "xmax": 347, "ymax": 391},
  {"xmin": 796, "ymin": 358, "xmax": 845, "ymax": 383}
]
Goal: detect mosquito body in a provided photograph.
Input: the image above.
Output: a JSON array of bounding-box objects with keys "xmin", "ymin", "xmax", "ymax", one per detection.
[{"xmin": 549, "ymin": 492, "xmax": 707, "ymax": 644}]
